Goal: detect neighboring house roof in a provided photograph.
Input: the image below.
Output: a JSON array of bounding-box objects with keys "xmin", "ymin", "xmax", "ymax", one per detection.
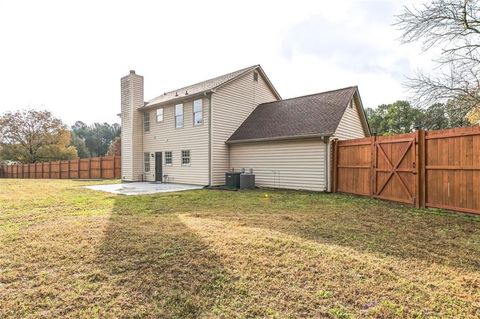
[
  {"xmin": 141, "ymin": 65, "xmax": 281, "ymax": 109},
  {"xmin": 227, "ymin": 86, "xmax": 365, "ymax": 143}
]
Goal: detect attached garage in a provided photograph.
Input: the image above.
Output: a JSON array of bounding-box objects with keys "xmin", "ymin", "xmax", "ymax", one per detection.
[
  {"xmin": 230, "ymin": 138, "xmax": 327, "ymax": 191},
  {"xmin": 227, "ymin": 86, "xmax": 370, "ymax": 191}
]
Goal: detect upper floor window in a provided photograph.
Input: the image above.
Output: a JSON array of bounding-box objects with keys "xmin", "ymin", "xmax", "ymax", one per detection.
[
  {"xmin": 253, "ymin": 72, "xmax": 259, "ymax": 82},
  {"xmin": 181, "ymin": 150, "xmax": 190, "ymax": 165},
  {"xmin": 144, "ymin": 152, "xmax": 150, "ymax": 172},
  {"xmin": 193, "ymin": 99, "xmax": 203, "ymax": 125},
  {"xmin": 175, "ymin": 104, "xmax": 183, "ymax": 128},
  {"xmin": 165, "ymin": 151, "xmax": 172, "ymax": 165},
  {"xmin": 156, "ymin": 108, "xmax": 164, "ymax": 122},
  {"xmin": 144, "ymin": 111, "xmax": 150, "ymax": 132}
]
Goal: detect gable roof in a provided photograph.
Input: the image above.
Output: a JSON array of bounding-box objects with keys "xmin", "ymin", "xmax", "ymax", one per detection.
[
  {"xmin": 227, "ymin": 86, "xmax": 365, "ymax": 144},
  {"xmin": 141, "ymin": 65, "xmax": 281, "ymax": 109}
]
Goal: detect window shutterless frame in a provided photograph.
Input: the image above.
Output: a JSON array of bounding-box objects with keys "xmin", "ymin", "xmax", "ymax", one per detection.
[
  {"xmin": 164, "ymin": 151, "xmax": 173, "ymax": 165},
  {"xmin": 144, "ymin": 111, "xmax": 150, "ymax": 132},
  {"xmin": 144, "ymin": 152, "xmax": 150, "ymax": 172},
  {"xmin": 181, "ymin": 150, "xmax": 190, "ymax": 166},
  {"xmin": 193, "ymin": 99, "xmax": 203, "ymax": 126},
  {"xmin": 175, "ymin": 104, "xmax": 184, "ymax": 128},
  {"xmin": 156, "ymin": 108, "xmax": 164, "ymax": 122}
]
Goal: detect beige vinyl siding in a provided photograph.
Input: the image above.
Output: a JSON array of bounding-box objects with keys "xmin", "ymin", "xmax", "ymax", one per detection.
[
  {"xmin": 334, "ymin": 97, "xmax": 366, "ymax": 140},
  {"xmin": 121, "ymin": 73, "xmax": 144, "ymax": 181},
  {"xmin": 211, "ymin": 70, "xmax": 279, "ymax": 185},
  {"xmin": 120, "ymin": 77, "xmax": 132, "ymax": 179},
  {"xmin": 229, "ymin": 139, "xmax": 327, "ymax": 191},
  {"xmin": 142, "ymin": 97, "xmax": 210, "ymax": 185}
]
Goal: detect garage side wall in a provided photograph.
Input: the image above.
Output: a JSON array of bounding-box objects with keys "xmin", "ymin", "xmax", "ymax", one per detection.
[{"xmin": 229, "ymin": 139, "xmax": 326, "ymax": 191}]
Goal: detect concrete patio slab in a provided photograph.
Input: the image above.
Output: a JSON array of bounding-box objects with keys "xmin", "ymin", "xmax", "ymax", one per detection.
[{"xmin": 83, "ymin": 182, "xmax": 203, "ymax": 195}]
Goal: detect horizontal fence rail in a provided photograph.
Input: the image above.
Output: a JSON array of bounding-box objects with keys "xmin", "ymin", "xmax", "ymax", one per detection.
[
  {"xmin": 0, "ymin": 156, "xmax": 121, "ymax": 180},
  {"xmin": 332, "ymin": 126, "xmax": 480, "ymax": 215}
]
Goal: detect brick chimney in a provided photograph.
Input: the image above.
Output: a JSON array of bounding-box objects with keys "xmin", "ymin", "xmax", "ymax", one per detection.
[{"xmin": 120, "ymin": 70, "xmax": 144, "ymax": 181}]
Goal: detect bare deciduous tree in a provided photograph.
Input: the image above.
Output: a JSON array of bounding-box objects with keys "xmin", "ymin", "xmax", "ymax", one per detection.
[{"xmin": 396, "ymin": 0, "xmax": 480, "ymax": 121}]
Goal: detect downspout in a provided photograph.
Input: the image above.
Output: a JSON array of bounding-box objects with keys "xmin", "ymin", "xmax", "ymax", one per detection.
[
  {"xmin": 324, "ymin": 136, "xmax": 329, "ymax": 192},
  {"xmin": 207, "ymin": 92, "xmax": 212, "ymax": 186}
]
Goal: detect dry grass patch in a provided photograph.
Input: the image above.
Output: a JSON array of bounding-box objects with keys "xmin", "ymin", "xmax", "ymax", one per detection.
[{"xmin": 0, "ymin": 179, "xmax": 479, "ymax": 318}]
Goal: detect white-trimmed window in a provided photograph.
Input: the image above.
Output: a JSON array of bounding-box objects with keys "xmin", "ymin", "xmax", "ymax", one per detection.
[
  {"xmin": 193, "ymin": 99, "xmax": 203, "ymax": 125},
  {"xmin": 181, "ymin": 150, "xmax": 190, "ymax": 165},
  {"xmin": 175, "ymin": 104, "xmax": 183, "ymax": 128},
  {"xmin": 165, "ymin": 151, "xmax": 172, "ymax": 165},
  {"xmin": 156, "ymin": 108, "xmax": 164, "ymax": 122},
  {"xmin": 144, "ymin": 112, "xmax": 150, "ymax": 132},
  {"xmin": 144, "ymin": 152, "xmax": 150, "ymax": 172}
]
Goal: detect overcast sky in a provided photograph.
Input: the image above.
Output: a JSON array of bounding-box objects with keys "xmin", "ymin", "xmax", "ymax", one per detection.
[{"xmin": 0, "ymin": 0, "xmax": 433, "ymax": 125}]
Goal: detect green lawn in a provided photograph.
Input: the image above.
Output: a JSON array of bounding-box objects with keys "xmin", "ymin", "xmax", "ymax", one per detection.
[{"xmin": 0, "ymin": 179, "xmax": 479, "ymax": 318}]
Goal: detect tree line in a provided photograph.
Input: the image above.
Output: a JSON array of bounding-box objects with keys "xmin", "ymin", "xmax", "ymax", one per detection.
[
  {"xmin": 0, "ymin": 110, "xmax": 120, "ymax": 164},
  {"xmin": 365, "ymin": 100, "xmax": 476, "ymax": 136}
]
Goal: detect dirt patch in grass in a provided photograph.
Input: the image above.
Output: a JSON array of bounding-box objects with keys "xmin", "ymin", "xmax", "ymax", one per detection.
[{"xmin": 0, "ymin": 180, "xmax": 479, "ymax": 318}]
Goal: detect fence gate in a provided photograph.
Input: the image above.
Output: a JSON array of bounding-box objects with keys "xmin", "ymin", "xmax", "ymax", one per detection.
[
  {"xmin": 373, "ymin": 136, "xmax": 417, "ymax": 205},
  {"xmin": 333, "ymin": 126, "xmax": 480, "ymax": 215}
]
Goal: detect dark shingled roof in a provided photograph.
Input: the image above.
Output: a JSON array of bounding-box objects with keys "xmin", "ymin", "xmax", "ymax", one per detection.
[{"xmin": 227, "ymin": 86, "xmax": 358, "ymax": 143}]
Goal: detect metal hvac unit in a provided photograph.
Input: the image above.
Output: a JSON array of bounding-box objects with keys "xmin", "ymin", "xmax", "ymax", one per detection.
[
  {"xmin": 240, "ymin": 174, "xmax": 255, "ymax": 189},
  {"xmin": 225, "ymin": 172, "xmax": 241, "ymax": 188}
]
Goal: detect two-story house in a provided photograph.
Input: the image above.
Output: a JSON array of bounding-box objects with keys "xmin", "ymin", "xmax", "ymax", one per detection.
[{"xmin": 120, "ymin": 65, "xmax": 370, "ymax": 191}]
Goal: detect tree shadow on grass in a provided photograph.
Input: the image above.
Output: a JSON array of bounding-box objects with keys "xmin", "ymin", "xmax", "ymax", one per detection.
[
  {"xmin": 171, "ymin": 189, "xmax": 480, "ymax": 272},
  {"xmin": 93, "ymin": 195, "xmax": 243, "ymax": 318},
  {"xmin": 91, "ymin": 189, "xmax": 480, "ymax": 318}
]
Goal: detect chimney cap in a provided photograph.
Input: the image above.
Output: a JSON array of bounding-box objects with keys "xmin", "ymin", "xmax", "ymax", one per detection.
[{"xmin": 129, "ymin": 70, "xmax": 136, "ymax": 74}]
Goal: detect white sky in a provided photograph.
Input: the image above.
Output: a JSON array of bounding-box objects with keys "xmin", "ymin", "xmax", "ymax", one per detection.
[{"xmin": 0, "ymin": 0, "xmax": 433, "ymax": 125}]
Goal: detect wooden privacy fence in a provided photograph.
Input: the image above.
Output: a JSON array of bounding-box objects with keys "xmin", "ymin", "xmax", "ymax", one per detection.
[
  {"xmin": 0, "ymin": 156, "xmax": 121, "ymax": 180},
  {"xmin": 332, "ymin": 126, "xmax": 480, "ymax": 215}
]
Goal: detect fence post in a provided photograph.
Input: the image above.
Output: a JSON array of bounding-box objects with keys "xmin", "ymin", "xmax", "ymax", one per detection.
[
  {"xmin": 49, "ymin": 161, "xmax": 51, "ymax": 179},
  {"xmin": 332, "ymin": 139, "xmax": 338, "ymax": 193},
  {"xmin": 88, "ymin": 158, "xmax": 92, "ymax": 179},
  {"xmin": 416, "ymin": 128, "xmax": 426, "ymax": 208},
  {"xmin": 77, "ymin": 158, "xmax": 81, "ymax": 179},
  {"xmin": 112, "ymin": 156, "xmax": 116, "ymax": 179},
  {"xmin": 371, "ymin": 134, "xmax": 377, "ymax": 196},
  {"xmin": 67, "ymin": 160, "xmax": 71, "ymax": 179},
  {"xmin": 100, "ymin": 157, "xmax": 103, "ymax": 179}
]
